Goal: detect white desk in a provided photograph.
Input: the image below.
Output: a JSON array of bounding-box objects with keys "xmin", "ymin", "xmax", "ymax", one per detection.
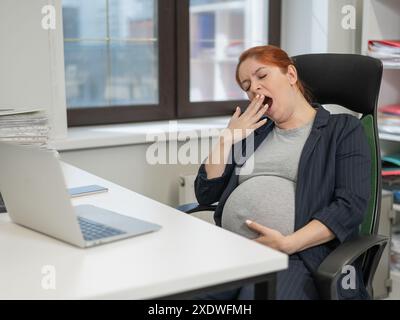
[{"xmin": 0, "ymin": 162, "xmax": 287, "ymax": 299}]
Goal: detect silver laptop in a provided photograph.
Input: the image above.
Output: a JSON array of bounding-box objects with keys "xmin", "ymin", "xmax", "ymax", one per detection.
[{"xmin": 0, "ymin": 142, "xmax": 161, "ymax": 248}]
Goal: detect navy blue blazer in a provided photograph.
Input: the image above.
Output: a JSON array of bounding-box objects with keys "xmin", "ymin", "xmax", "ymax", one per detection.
[{"xmin": 194, "ymin": 105, "xmax": 371, "ymax": 299}]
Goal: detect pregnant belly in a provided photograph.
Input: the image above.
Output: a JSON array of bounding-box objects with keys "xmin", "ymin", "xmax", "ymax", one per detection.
[{"xmin": 221, "ymin": 175, "xmax": 295, "ymax": 239}]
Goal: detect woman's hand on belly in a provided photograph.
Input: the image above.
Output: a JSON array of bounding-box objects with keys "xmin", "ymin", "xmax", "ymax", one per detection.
[
  {"xmin": 246, "ymin": 219, "xmax": 335, "ymax": 255},
  {"xmin": 245, "ymin": 219, "xmax": 295, "ymax": 255}
]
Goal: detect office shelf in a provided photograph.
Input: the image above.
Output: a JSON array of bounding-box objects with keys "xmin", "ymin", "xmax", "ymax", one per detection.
[
  {"xmin": 379, "ymin": 133, "xmax": 400, "ymax": 142},
  {"xmin": 383, "ymin": 64, "xmax": 400, "ymax": 70},
  {"xmin": 362, "ymin": 0, "xmax": 400, "ymax": 299}
]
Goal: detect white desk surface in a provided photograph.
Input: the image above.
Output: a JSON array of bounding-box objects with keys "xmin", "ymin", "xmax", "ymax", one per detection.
[{"xmin": 0, "ymin": 162, "xmax": 287, "ymax": 299}]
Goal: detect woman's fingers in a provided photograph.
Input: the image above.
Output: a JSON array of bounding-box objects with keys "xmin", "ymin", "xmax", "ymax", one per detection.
[
  {"xmin": 242, "ymin": 94, "xmax": 264, "ymax": 118},
  {"xmin": 230, "ymin": 106, "xmax": 241, "ymax": 121},
  {"xmin": 234, "ymin": 106, "xmax": 241, "ymax": 117},
  {"xmin": 228, "ymin": 96, "xmax": 266, "ymax": 137},
  {"xmin": 251, "ymin": 103, "xmax": 269, "ymax": 123},
  {"xmin": 228, "ymin": 107, "xmax": 240, "ymax": 125},
  {"xmin": 251, "ymin": 95, "xmax": 265, "ymax": 115},
  {"xmin": 251, "ymin": 118, "xmax": 268, "ymax": 130},
  {"xmin": 245, "ymin": 219, "xmax": 267, "ymax": 235}
]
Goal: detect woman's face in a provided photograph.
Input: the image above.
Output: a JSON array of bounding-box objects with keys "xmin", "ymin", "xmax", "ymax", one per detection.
[{"xmin": 238, "ymin": 57, "xmax": 298, "ymax": 123}]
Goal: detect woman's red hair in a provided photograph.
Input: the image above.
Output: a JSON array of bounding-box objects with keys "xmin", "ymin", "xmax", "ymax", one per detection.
[{"xmin": 235, "ymin": 45, "xmax": 312, "ymax": 102}]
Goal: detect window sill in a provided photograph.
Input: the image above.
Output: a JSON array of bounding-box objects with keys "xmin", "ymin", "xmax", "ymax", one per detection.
[{"xmin": 50, "ymin": 116, "xmax": 230, "ymax": 151}]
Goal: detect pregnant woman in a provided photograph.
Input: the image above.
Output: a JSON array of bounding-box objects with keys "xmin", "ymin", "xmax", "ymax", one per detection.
[{"xmin": 194, "ymin": 45, "xmax": 371, "ymax": 300}]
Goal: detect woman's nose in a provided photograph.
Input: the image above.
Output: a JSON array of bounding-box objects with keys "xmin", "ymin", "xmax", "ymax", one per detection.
[
  {"xmin": 250, "ymin": 87, "xmax": 262, "ymax": 97},
  {"xmin": 251, "ymin": 81, "xmax": 262, "ymax": 93}
]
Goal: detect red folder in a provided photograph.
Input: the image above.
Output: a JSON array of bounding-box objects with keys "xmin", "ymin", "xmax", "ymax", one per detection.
[
  {"xmin": 382, "ymin": 170, "xmax": 400, "ymax": 177},
  {"xmin": 369, "ymin": 40, "xmax": 400, "ymax": 48},
  {"xmin": 379, "ymin": 104, "xmax": 400, "ymax": 115}
]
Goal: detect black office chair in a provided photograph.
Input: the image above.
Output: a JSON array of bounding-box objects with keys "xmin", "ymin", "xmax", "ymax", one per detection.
[{"xmin": 177, "ymin": 54, "xmax": 389, "ymax": 300}]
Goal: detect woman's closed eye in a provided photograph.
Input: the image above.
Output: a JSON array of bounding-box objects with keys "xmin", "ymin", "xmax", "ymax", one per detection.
[{"xmin": 241, "ymin": 74, "xmax": 267, "ymax": 91}]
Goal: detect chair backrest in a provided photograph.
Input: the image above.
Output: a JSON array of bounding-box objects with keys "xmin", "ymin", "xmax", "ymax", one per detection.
[{"xmin": 292, "ymin": 53, "xmax": 383, "ymax": 235}]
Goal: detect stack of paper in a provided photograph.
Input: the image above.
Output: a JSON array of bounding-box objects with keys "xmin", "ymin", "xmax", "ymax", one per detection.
[
  {"xmin": 378, "ymin": 104, "xmax": 400, "ymax": 135},
  {"xmin": 382, "ymin": 158, "xmax": 400, "ymax": 209},
  {"xmin": 368, "ymin": 40, "xmax": 400, "ymax": 68},
  {"xmin": 0, "ymin": 108, "xmax": 50, "ymax": 148},
  {"xmin": 382, "ymin": 154, "xmax": 400, "ymax": 176},
  {"xmin": 0, "ymin": 108, "xmax": 51, "ymax": 213}
]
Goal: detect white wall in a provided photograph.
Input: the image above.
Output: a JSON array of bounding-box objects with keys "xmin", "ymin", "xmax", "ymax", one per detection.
[
  {"xmin": 281, "ymin": 0, "xmax": 327, "ymax": 56},
  {"xmin": 281, "ymin": 0, "xmax": 362, "ymax": 56},
  {"xmin": 0, "ymin": 0, "xmax": 67, "ymax": 140},
  {"xmin": 281, "ymin": 0, "xmax": 362, "ymax": 116},
  {"xmin": 327, "ymin": 0, "xmax": 363, "ymax": 54}
]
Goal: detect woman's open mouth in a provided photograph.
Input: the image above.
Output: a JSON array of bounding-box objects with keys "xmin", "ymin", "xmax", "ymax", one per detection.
[{"xmin": 263, "ymin": 96, "xmax": 273, "ymax": 111}]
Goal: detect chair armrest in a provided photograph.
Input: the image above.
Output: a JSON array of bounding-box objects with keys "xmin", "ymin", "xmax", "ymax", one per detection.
[
  {"xmin": 315, "ymin": 234, "xmax": 388, "ymax": 299},
  {"xmin": 176, "ymin": 203, "xmax": 217, "ymax": 214}
]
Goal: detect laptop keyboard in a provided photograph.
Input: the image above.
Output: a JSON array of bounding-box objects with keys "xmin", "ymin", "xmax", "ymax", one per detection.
[{"xmin": 78, "ymin": 216, "xmax": 126, "ymax": 241}]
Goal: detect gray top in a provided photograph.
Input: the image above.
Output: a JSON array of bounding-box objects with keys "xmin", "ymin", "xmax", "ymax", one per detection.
[{"xmin": 221, "ymin": 120, "xmax": 313, "ymax": 239}]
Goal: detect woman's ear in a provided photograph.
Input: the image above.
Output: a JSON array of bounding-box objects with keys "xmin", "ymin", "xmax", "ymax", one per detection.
[{"xmin": 287, "ymin": 65, "xmax": 298, "ymax": 86}]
